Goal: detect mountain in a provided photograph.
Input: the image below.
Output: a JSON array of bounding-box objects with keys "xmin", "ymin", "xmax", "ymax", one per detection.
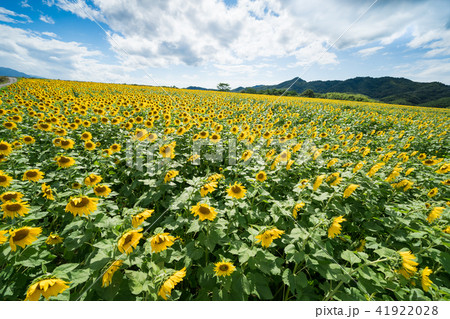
[
  {"xmin": 185, "ymin": 86, "xmax": 215, "ymax": 91},
  {"xmin": 0, "ymin": 67, "xmax": 40, "ymax": 78},
  {"xmin": 236, "ymin": 76, "xmax": 450, "ymax": 108}
]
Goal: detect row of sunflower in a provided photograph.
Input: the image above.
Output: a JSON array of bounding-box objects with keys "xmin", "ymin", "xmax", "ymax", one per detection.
[{"xmin": 0, "ymin": 78, "xmax": 448, "ymax": 301}]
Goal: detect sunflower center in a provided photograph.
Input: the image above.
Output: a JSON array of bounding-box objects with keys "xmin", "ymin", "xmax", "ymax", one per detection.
[
  {"xmin": 0, "ymin": 144, "xmax": 8, "ymax": 150},
  {"xmin": 257, "ymin": 173, "xmax": 264, "ymax": 179},
  {"xmin": 5, "ymin": 123, "xmax": 13, "ymax": 127},
  {"xmin": 24, "ymin": 137, "xmax": 32, "ymax": 142},
  {"xmin": 231, "ymin": 186, "xmax": 242, "ymax": 194},
  {"xmin": 95, "ymin": 186, "xmax": 106, "ymax": 193},
  {"xmin": 26, "ymin": 171, "xmax": 38, "ymax": 177},
  {"xmin": 72, "ymin": 197, "xmax": 89, "ymax": 208},
  {"xmin": 59, "ymin": 157, "xmax": 71, "ymax": 164},
  {"xmin": 219, "ymin": 264, "xmax": 229, "ymax": 272},
  {"xmin": 82, "ymin": 134, "xmax": 89, "ymax": 138},
  {"xmin": 2, "ymin": 193, "xmax": 18, "ymax": 201},
  {"xmin": 61, "ymin": 140, "xmax": 70, "ymax": 146},
  {"xmin": 123, "ymin": 234, "xmax": 133, "ymax": 245},
  {"xmin": 13, "ymin": 229, "xmax": 30, "ymax": 241},
  {"xmin": 0, "ymin": 176, "xmax": 6, "ymax": 182},
  {"xmin": 154, "ymin": 236, "xmax": 164, "ymax": 244},
  {"xmin": 6, "ymin": 203, "xmax": 22, "ymax": 212},
  {"xmin": 86, "ymin": 142, "xmax": 93, "ymax": 148},
  {"xmin": 198, "ymin": 206, "xmax": 211, "ymax": 215}
]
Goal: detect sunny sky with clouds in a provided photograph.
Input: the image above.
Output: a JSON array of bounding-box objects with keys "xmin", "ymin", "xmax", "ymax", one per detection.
[{"xmin": 1, "ymin": 0, "xmax": 450, "ymax": 88}]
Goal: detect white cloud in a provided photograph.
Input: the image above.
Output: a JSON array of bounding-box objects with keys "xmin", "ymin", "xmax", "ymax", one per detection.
[
  {"xmin": 357, "ymin": 46, "xmax": 384, "ymax": 57},
  {"xmin": 21, "ymin": 1, "xmax": 31, "ymax": 8},
  {"xmin": 42, "ymin": 31, "xmax": 58, "ymax": 38},
  {"xmin": 0, "ymin": 24, "xmax": 137, "ymax": 84},
  {"xmin": 0, "ymin": 7, "xmax": 31, "ymax": 23},
  {"xmin": 395, "ymin": 58, "xmax": 450, "ymax": 84},
  {"xmin": 44, "ymin": 0, "xmax": 106, "ymax": 23},
  {"xmin": 39, "ymin": 15, "xmax": 55, "ymax": 24}
]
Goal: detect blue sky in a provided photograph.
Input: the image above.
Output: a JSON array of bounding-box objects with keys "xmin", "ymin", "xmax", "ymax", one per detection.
[{"xmin": 1, "ymin": 0, "xmax": 450, "ymax": 88}]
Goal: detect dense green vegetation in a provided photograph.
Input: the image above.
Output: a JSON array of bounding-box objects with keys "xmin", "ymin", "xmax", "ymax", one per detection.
[{"xmin": 237, "ymin": 76, "xmax": 450, "ymax": 108}]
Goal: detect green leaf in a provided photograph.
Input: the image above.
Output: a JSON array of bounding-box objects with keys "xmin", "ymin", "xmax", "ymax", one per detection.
[
  {"xmin": 53, "ymin": 263, "xmax": 79, "ymax": 276},
  {"xmin": 247, "ymin": 272, "xmax": 273, "ymax": 300},
  {"xmin": 341, "ymin": 250, "xmax": 362, "ymax": 265},
  {"xmin": 125, "ymin": 270, "xmax": 148, "ymax": 295},
  {"xmin": 187, "ymin": 219, "xmax": 201, "ymax": 233}
]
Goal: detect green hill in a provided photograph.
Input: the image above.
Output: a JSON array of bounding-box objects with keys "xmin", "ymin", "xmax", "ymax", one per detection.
[{"xmin": 236, "ymin": 76, "xmax": 450, "ymax": 108}]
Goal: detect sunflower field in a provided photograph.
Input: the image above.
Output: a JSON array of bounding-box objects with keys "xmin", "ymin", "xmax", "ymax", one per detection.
[{"xmin": 0, "ymin": 78, "xmax": 449, "ymax": 301}]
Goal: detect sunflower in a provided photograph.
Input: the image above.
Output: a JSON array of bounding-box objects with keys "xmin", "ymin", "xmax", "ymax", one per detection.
[
  {"xmin": 0, "ymin": 230, "xmax": 8, "ymax": 244},
  {"xmin": 214, "ymin": 261, "xmax": 236, "ymax": 277},
  {"xmin": 65, "ymin": 196, "xmax": 98, "ymax": 217},
  {"xmin": 277, "ymin": 150, "xmax": 291, "ymax": 162},
  {"xmin": 71, "ymin": 182, "xmax": 82, "ymax": 189},
  {"xmin": 84, "ymin": 173, "xmax": 102, "ymax": 186},
  {"xmin": 160, "ymin": 142, "xmax": 176, "ymax": 159},
  {"xmin": 80, "ymin": 131, "xmax": 92, "ymax": 141},
  {"xmin": 191, "ymin": 203, "xmax": 218, "ymax": 221},
  {"xmin": 427, "ymin": 187, "xmax": 438, "ymax": 198},
  {"xmin": 421, "ymin": 267, "xmax": 433, "ymax": 292},
  {"xmin": 210, "ymin": 133, "xmax": 221, "ymax": 143},
  {"xmin": 327, "ymin": 158, "xmax": 339, "ymax": 168},
  {"xmin": 293, "ymin": 202, "xmax": 305, "ymax": 218},
  {"xmin": 101, "ymin": 149, "xmax": 112, "ymax": 157},
  {"xmin": 405, "ymin": 168, "xmax": 415, "ymax": 176},
  {"xmin": 255, "ymin": 228, "xmax": 284, "ymax": 248},
  {"xmin": 367, "ymin": 162, "xmax": 385, "ymax": 177},
  {"xmin": 25, "ymin": 277, "xmax": 70, "ymax": 301},
  {"xmin": 422, "ymin": 158, "xmax": 442, "ymax": 166},
  {"xmin": 256, "ymin": 171, "xmax": 267, "ymax": 182},
  {"xmin": 147, "ymin": 133, "xmax": 157, "ymax": 143},
  {"xmin": 55, "ymin": 155, "xmax": 76, "ymax": 168},
  {"xmin": 110, "ymin": 143, "xmax": 121, "ymax": 153},
  {"xmin": 132, "ymin": 209, "xmax": 154, "ymax": 228},
  {"xmin": 22, "ymin": 169, "xmax": 45, "ymax": 182},
  {"xmin": 427, "ymin": 207, "xmax": 444, "ymax": 223},
  {"xmin": 208, "ymin": 173, "xmax": 224, "ymax": 182},
  {"xmin": 328, "ymin": 216, "xmax": 346, "ymax": 238},
  {"xmin": 102, "ymin": 260, "xmax": 124, "ymax": 287},
  {"xmin": 313, "ymin": 174, "xmax": 326, "ymax": 191},
  {"xmin": 45, "ymin": 233, "xmax": 63, "ymax": 245},
  {"xmin": 21, "ymin": 136, "xmax": 35, "ymax": 145},
  {"xmin": 158, "ymin": 267, "xmax": 186, "ymax": 300},
  {"xmin": 0, "ymin": 141, "xmax": 13, "ymax": 156},
  {"xmin": 9, "ymin": 227, "xmax": 42, "ymax": 251},
  {"xmin": 436, "ymin": 163, "xmax": 450, "ymax": 174},
  {"xmin": 59, "ymin": 138, "xmax": 75, "ymax": 150},
  {"xmin": 1, "ymin": 199, "xmax": 30, "ymax": 219},
  {"xmin": 397, "ymin": 250, "xmax": 418, "ymax": 279},
  {"xmin": 150, "ymin": 232, "xmax": 176, "ymax": 253},
  {"xmin": 118, "ymin": 228, "xmax": 143, "ymax": 254},
  {"xmin": 93, "ymin": 184, "xmax": 112, "ymax": 197},
  {"xmin": 241, "ymin": 150, "xmax": 253, "ymax": 162},
  {"xmin": 84, "ymin": 140, "xmax": 96, "ymax": 151},
  {"xmin": 200, "ymin": 181, "xmax": 217, "ymax": 197},
  {"xmin": 4, "ymin": 121, "xmax": 17, "ymax": 130},
  {"xmin": 226, "ymin": 182, "xmax": 246, "ymax": 199},
  {"xmin": 41, "ymin": 183, "xmax": 55, "ymax": 200},
  {"xmin": 164, "ymin": 170, "xmax": 179, "ymax": 183},
  {"xmin": 0, "ymin": 191, "xmax": 24, "ymax": 203},
  {"xmin": 298, "ymin": 179, "xmax": 309, "ymax": 189},
  {"xmin": 134, "ymin": 129, "xmax": 148, "ymax": 141},
  {"xmin": 343, "ymin": 184, "xmax": 359, "ymax": 198}
]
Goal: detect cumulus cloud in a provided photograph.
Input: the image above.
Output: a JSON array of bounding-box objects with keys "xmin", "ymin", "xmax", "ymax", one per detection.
[
  {"xmin": 0, "ymin": 24, "xmax": 136, "ymax": 83},
  {"xmin": 41, "ymin": 0, "xmax": 450, "ymax": 72},
  {"xmin": 39, "ymin": 15, "xmax": 55, "ymax": 24},
  {"xmin": 0, "ymin": 7, "xmax": 31, "ymax": 23}
]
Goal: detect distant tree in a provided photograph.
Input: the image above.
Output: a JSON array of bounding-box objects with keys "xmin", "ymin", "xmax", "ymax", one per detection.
[
  {"xmin": 217, "ymin": 83, "xmax": 231, "ymax": 91},
  {"xmin": 300, "ymin": 89, "xmax": 315, "ymax": 98}
]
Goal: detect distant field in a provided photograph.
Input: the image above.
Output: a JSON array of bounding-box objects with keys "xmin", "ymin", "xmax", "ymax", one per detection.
[
  {"xmin": 0, "ymin": 76, "xmax": 8, "ymax": 85},
  {"xmin": 0, "ymin": 78, "xmax": 449, "ymax": 301}
]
